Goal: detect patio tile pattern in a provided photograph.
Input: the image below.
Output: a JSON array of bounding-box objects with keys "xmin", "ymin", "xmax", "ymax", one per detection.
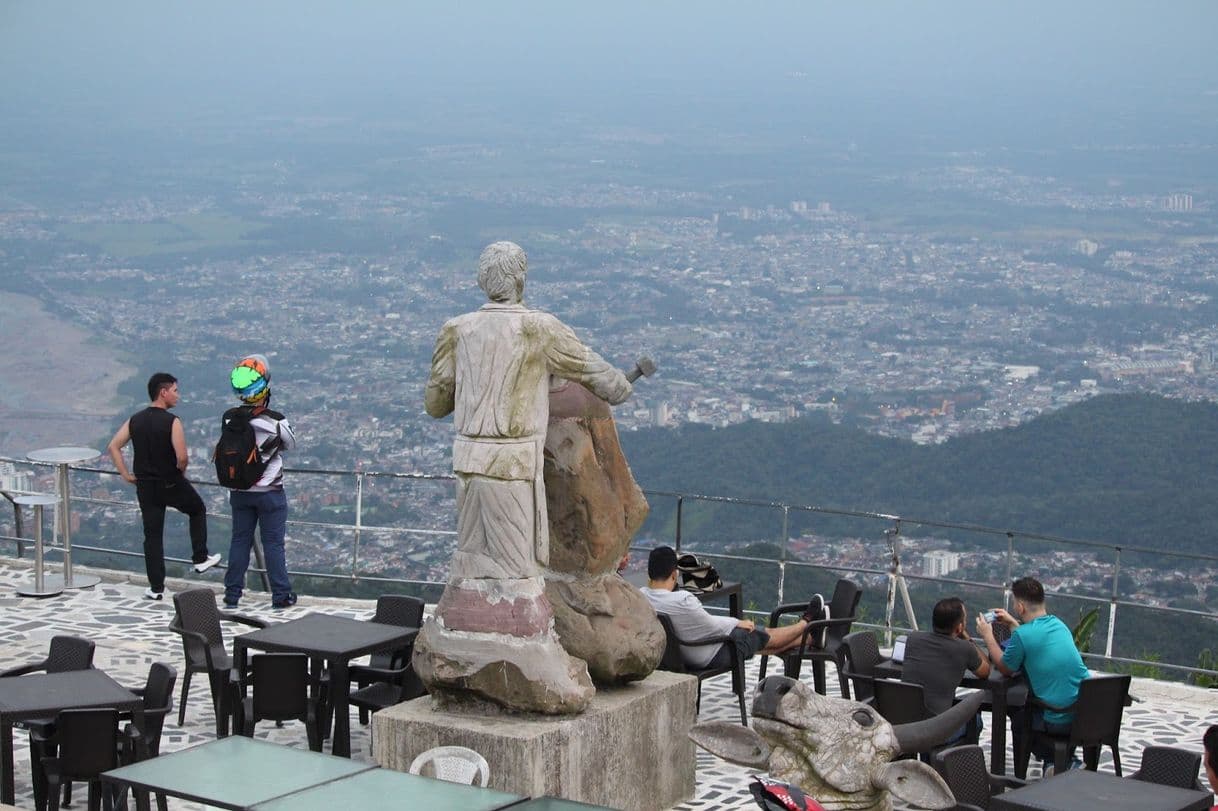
[{"xmin": 0, "ymin": 560, "xmax": 1214, "ymax": 811}]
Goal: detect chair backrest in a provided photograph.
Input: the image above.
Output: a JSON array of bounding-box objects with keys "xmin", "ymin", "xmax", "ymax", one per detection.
[
  {"xmin": 655, "ymin": 614, "xmax": 689, "ymax": 674},
  {"xmin": 409, "ymin": 746, "xmax": 490, "ymax": 787},
  {"xmin": 1131, "ymin": 745, "xmax": 1204, "ymax": 790},
  {"xmin": 173, "ymin": 589, "xmax": 225, "ymax": 652},
  {"xmin": 873, "ymin": 679, "xmax": 928, "ymax": 726},
  {"xmin": 370, "ymin": 595, "xmax": 425, "ymax": 668},
  {"xmin": 46, "ymin": 636, "xmax": 96, "ymax": 673},
  {"xmin": 825, "ymin": 580, "xmax": 862, "ymax": 643},
  {"xmin": 1070, "ymin": 674, "xmax": 1130, "ymax": 746},
  {"xmin": 373, "ymin": 595, "xmax": 425, "ymax": 627},
  {"xmin": 138, "ymin": 662, "xmax": 178, "ymax": 754},
  {"xmin": 841, "ymin": 631, "xmax": 881, "ymax": 701},
  {"xmin": 251, "ymin": 653, "xmax": 310, "ymax": 722},
  {"xmin": 51, "ymin": 708, "xmax": 120, "ymax": 778},
  {"xmin": 935, "ymin": 745, "xmax": 994, "ymax": 810}
]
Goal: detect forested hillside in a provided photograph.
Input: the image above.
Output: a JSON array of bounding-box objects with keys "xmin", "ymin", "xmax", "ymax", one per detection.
[{"xmin": 621, "ymin": 393, "xmax": 1218, "ymax": 558}]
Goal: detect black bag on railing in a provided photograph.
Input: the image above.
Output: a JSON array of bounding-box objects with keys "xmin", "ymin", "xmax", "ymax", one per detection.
[{"xmin": 677, "ymin": 553, "xmax": 723, "ymax": 594}]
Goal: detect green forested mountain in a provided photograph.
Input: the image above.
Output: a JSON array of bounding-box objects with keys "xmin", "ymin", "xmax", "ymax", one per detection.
[{"xmin": 621, "ymin": 393, "xmax": 1218, "ymax": 559}]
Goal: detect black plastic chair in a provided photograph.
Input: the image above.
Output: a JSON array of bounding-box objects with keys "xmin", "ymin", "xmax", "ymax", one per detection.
[
  {"xmin": 168, "ymin": 588, "xmax": 267, "ymax": 736},
  {"xmin": 237, "ymin": 653, "xmax": 321, "ymax": 751},
  {"xmin": 32, "ymin": 709, "xmax": 123, "ymax": 811},
  {"xmin": 349, "ymin": 595, "xmax": 425, "ymax": 724},
  {"xmin": 61, "ymin": 662, "xmax": 178, "ymax": 811},
  {"xmin": 840, "ymin": 630, "xmax": 882, "ymax": 703},
  {"xmin": 1, "ymin": 634, "xmax": 98, "ymax": 791},
  {"xmin": 655, "ymin": 613, "xmax": 748, "ymax": 725},
  {"xmin": 0, "ymin": 635, "xmax": 95, "ymax": 678},
  {"xmin": 759, "ymin": 579, "xmax": 862, "ymax": 697},
  {"xmin": 1015, "ymin": 673, "xmax": 1131, "ymax": 778},
  {"xmin": 933, "ymin": 744, "xmax": 1025, "ymax": 811},
  {"xmin": 1129, "ymin": 745, "xmax": 1205, "ymax": 791},
  {"xmin": 874, "ymin": 679, "xmax": 932, "ymax": 761}
]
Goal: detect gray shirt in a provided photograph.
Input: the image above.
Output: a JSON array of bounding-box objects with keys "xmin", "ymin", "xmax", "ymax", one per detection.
[
  {"xmin": 901, "ymin": 630, "xmax": 983, "ymax": 715},
  {"xmin": 640, "ymin": 586, "xmax": 737, "ymax": 669}
]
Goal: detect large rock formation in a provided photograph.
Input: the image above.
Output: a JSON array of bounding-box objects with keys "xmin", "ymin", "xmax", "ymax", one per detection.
[{"xmin": 543, "ymin": 379, "xmax": 665, "ymax": 684}]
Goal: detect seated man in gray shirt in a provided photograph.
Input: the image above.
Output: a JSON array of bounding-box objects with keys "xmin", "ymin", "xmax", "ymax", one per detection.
[
  {"xmin": 902, "ymin": 596, "xmax": 990, "ymax": 743},
  {"xmin": 640, "ymin": 546, "xmax": 814, "ymax": 670}
]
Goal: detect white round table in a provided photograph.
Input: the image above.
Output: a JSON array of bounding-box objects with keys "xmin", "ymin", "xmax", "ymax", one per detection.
[{"xmin": 25, "ymin": 446, "xmax": 102, "ymax": 589}]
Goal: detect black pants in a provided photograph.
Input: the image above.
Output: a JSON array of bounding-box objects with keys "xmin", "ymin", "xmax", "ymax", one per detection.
[{"xmin": 135, "ymin": 478, "xmax": 208, "ymax": 592}]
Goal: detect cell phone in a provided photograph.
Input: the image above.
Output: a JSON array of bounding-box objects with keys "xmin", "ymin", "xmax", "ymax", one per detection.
[{"xmin": 983, "ymin": 610, "xmax": 997, "ymax": 623}]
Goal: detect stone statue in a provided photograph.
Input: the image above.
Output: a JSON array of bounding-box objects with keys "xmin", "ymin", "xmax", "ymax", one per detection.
[
  {"xmin": 414, "ymin": 241, "xmax": 633, "ymax": 715},
  {"xmin": 691, "ymin": 677, "xmax": 982, "ymax": 811},
  {"xmin": 543, "ymin": 378, "xmax": 664, "ymax": 684}
]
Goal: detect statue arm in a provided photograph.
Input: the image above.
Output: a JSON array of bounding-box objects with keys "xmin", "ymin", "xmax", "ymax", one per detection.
[
  {"xmin": 545, "ymin": 317, "xmax": 632, "ymax": 405},
  {"xmin": 424, "ymin": 321, "xmax": 457, "ymax": 418}
]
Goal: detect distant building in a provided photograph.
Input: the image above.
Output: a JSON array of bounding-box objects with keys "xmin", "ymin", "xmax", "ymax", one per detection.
[
  {"xmin": 1075, "ymin": 239, "xmax": 1099, "ymax": 256},
  {"xmin": 1164, "ymin": 193, "xmax": 1193, "ymax": 212},
  {"xmin": 0, "ymin": 463, "xmax": 31, "ymax": 495},
  {"xmin": 922, "ymin": 550, "xmax": 960, "ymax": 577}
]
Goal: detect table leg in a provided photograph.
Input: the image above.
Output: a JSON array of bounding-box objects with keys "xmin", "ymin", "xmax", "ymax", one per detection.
[
  {"xmin": 991, "ymin": 685, "xmax": 1007, "ymax": 776},
  {"xmin": 1, "ymin": 719, "xmax": 13, "ymax": 805},
  {"xmin": 329, "ymin": 660, "xmax": 351, "ymax": 757}
]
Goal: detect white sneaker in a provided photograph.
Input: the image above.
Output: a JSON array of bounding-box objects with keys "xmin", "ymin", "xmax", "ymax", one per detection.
[
  {"xmin": 144, "ymin": 588, "xmax": 166, "ymax": 601},
  {"xmin": 193, "ymin": 553, "xmax": 222, "ymax": 573}
]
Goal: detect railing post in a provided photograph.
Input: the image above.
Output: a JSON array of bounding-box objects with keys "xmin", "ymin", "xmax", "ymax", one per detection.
[
  {"xmin": 884, "ymin": 519, "xmax": 903, "ymax": 647},
  {"xmin": 352, "ymin": 472, "xmax": 365, "ymax": 581},
  {"xmin": 1004, "ymin": 532, "xmax": 1015, "ymax": 608},
  {"xmin": 776, "ymin": 506, "xmax": 790, "ymax": 606},
  {"xmin": 3, "ymin": 493, "xmax": 24, "ymax": 557},
  {"xmin": 674, "ymin": 496, "xmax": 683, "ymax": 552},
  {"xmin": 1106, "ymin": 548, "xmax": 1120, "ymax": 659}
]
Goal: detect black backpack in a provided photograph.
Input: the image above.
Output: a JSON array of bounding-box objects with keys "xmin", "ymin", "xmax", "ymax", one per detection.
[{"xmin": 213, "ymin": 405, "xmax": 284, "ymax": 490}]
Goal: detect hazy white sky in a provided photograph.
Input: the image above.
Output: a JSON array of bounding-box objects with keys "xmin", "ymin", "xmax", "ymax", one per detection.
[{"xmin": 2, "ymin": 1, "xmax": 1216, "ymax": 146}]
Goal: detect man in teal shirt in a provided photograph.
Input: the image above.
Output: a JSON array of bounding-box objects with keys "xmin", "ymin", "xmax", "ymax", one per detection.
[{"xmin": 977, "ymin": 576, "xmax": 1090, "ymax": 775}]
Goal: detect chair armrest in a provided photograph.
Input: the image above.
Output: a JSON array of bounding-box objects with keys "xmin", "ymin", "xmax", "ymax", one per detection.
[
  {"xmin": 349, "ymin": 663, "xmax": 408, "ymax": 682},
  {"xmin": 0, "ymin": 662, "xmax": 44, "ymax": 678},
  {"xmin": 988, "ymin": 774, "xmax": 1026, "ymax": 793},
  {"xmin": 767, "ymin": 602, "xmax": 808, "ymax": 627},
  {"xmin": 795, "ymin": 615, "xmax": 859, "ymax": 655},
  {"xmin": 168, "ymin": 620, "xmax": 224, "ymax": 671},
  {"xmin": 221, "ymin": 612, "xmax": 269, "ymax": 629}
]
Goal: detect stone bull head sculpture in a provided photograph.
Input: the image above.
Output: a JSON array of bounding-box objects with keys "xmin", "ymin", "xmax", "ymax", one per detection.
[{"xmin": 691, "ymin": 676, "xmax": 984, "ymax": 811}]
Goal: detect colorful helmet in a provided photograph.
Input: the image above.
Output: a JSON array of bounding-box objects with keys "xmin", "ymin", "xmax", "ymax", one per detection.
[{"xmin": 231, "ymin": 354, "xmax": 271, "ymax": 404}]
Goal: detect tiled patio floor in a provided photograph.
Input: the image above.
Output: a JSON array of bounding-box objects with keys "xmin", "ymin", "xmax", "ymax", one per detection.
[{"xmin": 0, "ymin": 558, "xmax": 1214, "ymax": 810}]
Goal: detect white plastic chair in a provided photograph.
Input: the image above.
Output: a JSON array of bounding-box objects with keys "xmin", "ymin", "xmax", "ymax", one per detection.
[{"xmin": 408, "ymin": 745, "xmax": 490, "ymax": 787}]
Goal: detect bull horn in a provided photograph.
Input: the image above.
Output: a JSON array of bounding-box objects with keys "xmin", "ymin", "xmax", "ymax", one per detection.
[{"xmin": 891, "ymin": 690, "xmax": 985, "ymax": 755}]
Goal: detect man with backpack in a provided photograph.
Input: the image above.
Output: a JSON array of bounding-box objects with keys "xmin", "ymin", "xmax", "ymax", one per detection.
[
  {"xmin": 107, "ymin": 372, "xmax": 222, "ymax": 600},
  {"xmin": 215, "ymin": 354, "xmax": 297, "ymax": 609}
]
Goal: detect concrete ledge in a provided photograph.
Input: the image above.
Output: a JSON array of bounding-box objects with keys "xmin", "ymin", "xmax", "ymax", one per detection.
[{"xmin": 374, "ymin": 670, "xmax": 699, "ymax": 811}]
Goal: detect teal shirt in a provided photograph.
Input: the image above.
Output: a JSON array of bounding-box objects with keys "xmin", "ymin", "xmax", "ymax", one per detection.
[{"xmin": 1001, "ymin": 614, "xmax": 1090, "ymax": 725}]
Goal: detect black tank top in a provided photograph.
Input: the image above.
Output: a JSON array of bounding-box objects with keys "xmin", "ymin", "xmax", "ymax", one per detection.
[{"xmin": 129, "ymin": 407, "xmax": 182, "ymax": 481}]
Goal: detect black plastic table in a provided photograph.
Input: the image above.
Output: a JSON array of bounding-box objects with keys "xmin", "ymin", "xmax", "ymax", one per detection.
[
  {"xmin": 102, "ymin": 735, "xmax": 373, "ymax": 811},
  {"xmin": 874, "ymin": 657, "xmax": 1026, "ymax": 776},
  {"xmin": 990, "ymin": 768, "xmax": 1212, "ymax": 811},
  {"xmin": 687, "ymin": 581, "xmax": 743, "ymax": 619},
  {"xmin": 0, "ymin": 669, "xmax": 142, "ymax": 804},
  {"xmin": 232, "ymin": 613, "xmax": 418, "ymax": 757}
]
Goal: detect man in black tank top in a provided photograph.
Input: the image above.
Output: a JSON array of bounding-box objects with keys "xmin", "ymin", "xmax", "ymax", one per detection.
[{"xmin": 107, "ymin": 372, "xmax": 221, "ymax": 599}]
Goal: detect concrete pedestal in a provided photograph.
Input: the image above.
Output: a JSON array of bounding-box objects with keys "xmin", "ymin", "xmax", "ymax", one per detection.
[{"xmin": 374, "ymin": 670, "xmax": 698, "ymax": 811}]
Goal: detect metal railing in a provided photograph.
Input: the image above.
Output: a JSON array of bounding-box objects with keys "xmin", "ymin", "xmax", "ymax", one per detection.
[{"xmin": 2, "ymin": 455, "xmax": 1216, "ymax": 683}]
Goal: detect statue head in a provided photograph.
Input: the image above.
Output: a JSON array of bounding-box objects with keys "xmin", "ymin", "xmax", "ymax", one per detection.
[{"xmin": 478, "ymin": 241, "xmax": 527, "ymax": 303}]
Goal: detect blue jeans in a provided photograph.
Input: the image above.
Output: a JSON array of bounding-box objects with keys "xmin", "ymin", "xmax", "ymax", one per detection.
[{"xmin": 225, "ymin": 488, "xmax": 292, "ymax": 605}]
